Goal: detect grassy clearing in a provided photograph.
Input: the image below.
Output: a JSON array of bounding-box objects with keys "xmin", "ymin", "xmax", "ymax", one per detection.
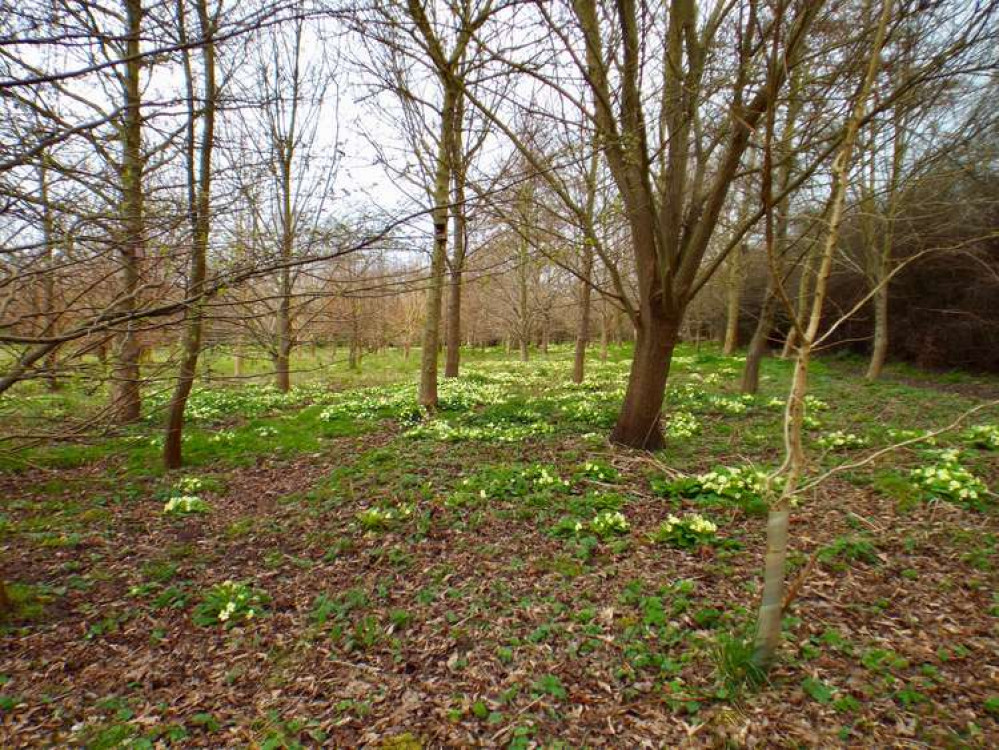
[{"xmin": 1, "ymin": 344, "xmax": 997, "ymax": 747}]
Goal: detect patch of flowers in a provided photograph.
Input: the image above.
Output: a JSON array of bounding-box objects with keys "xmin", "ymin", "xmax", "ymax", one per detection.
[
  {"xmin": 886, "ymin": 427, "xmax": 937, "ymax": 446},
  {"xmin": 576, "ymin": 460, "xmax": 619, "ymax": 482},
  {"xmin": 805, "ymin": 395, "xmax": 830, "ymax": 411},
  {"xmin": 706, "ymin": 395, "xmax": 752, "ymax": 415},
  {"xmin": 560, "ymin": 398, "xmax": 618, "ymax": 427},
  {"xmin": 590, "ymin": 510, "xmax": 630, "ymax": 538},
  {"xmin": 318, "ymin": 384, "xmax": 419, "ymax": 422},
  {"xmin": 210, "ymin": 430, "xmax": 237, "ymax": 444},
  {"xmin": 964, "ymin": 424, "xmax": 999, "ymax": 450},
  {"xmin": 193, "ymin": 580, "xmax": 269, "ymax": 628},
  {"xmin": 451, "ymin": 464, "xmax": 570, "ymax": 506},
  {"xmin": 665, "ymin": 411, "xmax": 700, "ymax": 439},
  {"xmin": 173, "ymin": 476, "xmax": 204, "ymax": 494},
  {"xmin": 405, "ymin": 419, "xmax": 555, "ymax": 443},
  {"xmin": 816, "ymin": 430, "xmax": 869, "ymax": 451},
  {"xmin": 356, "ymin": 503, "xmax": 415, "ymax": 531},
  {"xmin": 651, "ymin": 513, "xmax": 718, "ymax": 549},
  {"xmin": 666, "ymin": 384, "xmax": 708, "ymax": 408},
  {"xmin": 654, "ymin": 465, "xmax": 780, "ymax": 516},
  {"xmin": 146, "ymin": 384, "xmax": 297, "ymax": 423},
  {"xmin": 163, "ymin": 495, "xmax": 211, "ymax": 516},
  {"xmin": 909, "ymin": 450, "xmax": 987, "ymax": 507},
  {"xmin": 255, "ymin": 426, "xmax": 277, "ymax": 438}
]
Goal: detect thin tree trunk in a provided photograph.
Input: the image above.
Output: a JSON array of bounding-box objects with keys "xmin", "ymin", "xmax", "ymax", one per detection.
[
  {"xmin": 444, "ymin": 267, "xmax": 462, "ymax": 378},
  {"xmin": 722, "ymin": 244, "xmax": 743, "ymax": 355},
  {"xmin": 111, "ymin": 0, "xmax": 145, "ymax": 424},
  {"xmin": 741, "ymin": 291, "xmax": 777, "ymax": 394},
  {"xmin": 866, "ymin": 281, "xmax": 889, "ymax": 379},
  {"xmin": 39, "ymin": 156, "xmax": 60, "ymax": 391},
  {"xmin": 418, "ymin": 89, "xmax": 455, "ymax": 409},
  {"xmin": 164, "ymin": 0, "xmax": 215, "ymax": 470},
  {"xmin": 599, "ymin": 305, "xmax": 609, "ymax": 361},
  {"xmin": 0, "ymin": 577, "xmax": 11, "ymax": 617},
  {"xmin": 444, "ymin": 98, "xmax": 467, "ymax": 379},
  {"xmin": 573, "ymin": 248, "xmax": 594, "ymax": 383},
  {"xmin": 753, "ymin": 0, "xmax": 889, "ymax": 668}
]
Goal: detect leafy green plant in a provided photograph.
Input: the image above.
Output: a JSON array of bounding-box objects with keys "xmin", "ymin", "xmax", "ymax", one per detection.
[
  {"xmin": 193, "ymin": 581, "xmax": 269, "ymax": 628},
  {"xmin": 964, "ymin": 424, "xmax": 999, "ymax": 450},
  {"xmin": 818, "ymin": 536, "xmax": 880, "ymax": 566},
  {"xmin": 576, "ymin": 460, "xmax": 619, "ymax": 482},
  {"xmin": 909, "ymin": 450, "xmax": 987, "ymax": 507},
  {"xmin": 650, "ymin": 513, "xmax": 718, "ymax": 549},
  {"xmin": 590, "ymin": 510, "xmax": 629, "ymax": 538},
  {"xmin": 653, "ymin": 466, "xmax": 778, "ymax": 516},
  {"xmin": 531, "ymin": 674, "xmax": 567, "ymax": 700},
  {"xmin": 163, "ymin": 495, "xmax": 211, "ymax": 516}
]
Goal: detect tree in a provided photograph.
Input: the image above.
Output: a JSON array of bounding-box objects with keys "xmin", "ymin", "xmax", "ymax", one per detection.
[
  {"xmin": 163, "ymin": 0, "xmax": 218, "ymax": 470},
  {"xmin": 464, "ymin": 0, "xmax": 825, "ymax": 447}
]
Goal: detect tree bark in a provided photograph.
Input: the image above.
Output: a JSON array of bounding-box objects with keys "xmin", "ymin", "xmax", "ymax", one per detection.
[
  {"xmin": 722, "ymin": 244, "xmax": 743, "ymax": 355},
  {"xmin": 444, "ymin": 268, "xmax": 462, "ymax": 378},
  {"xmin": 742, "ymin": 291, "xmax": 777, "ymax": 394},
  {"xmin": 418, "ymin": 88, "xmax": 456, "ymax": 409},
  {"xmin": 111, "ymin": 0, "xmax": 145, "ymax": 424},
  {"xmin": 573, "ymin": 248, "xmax": 594, "ymax": 383},
  {"xmin": 39, "ymin": 156, "xmax": 60, "ymax": 391},
  {"xmin": 608, "ymin": 307, "xmax": 679, "ymax": 450},
  {"xmin": 866, "ymin": 279, "xmax": 889, "ymax": 379}
]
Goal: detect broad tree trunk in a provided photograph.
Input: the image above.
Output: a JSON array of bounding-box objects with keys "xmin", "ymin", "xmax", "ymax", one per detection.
[
  {"xmin": 111, "ymin": 0, "xmax": 145, "ymax": 424},
  {"xmin": 609, "ymin": 308, "xmax": 679, "ymax": 450}
]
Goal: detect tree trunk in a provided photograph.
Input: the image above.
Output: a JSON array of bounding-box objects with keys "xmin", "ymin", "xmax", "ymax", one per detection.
[
  {"xmin": 444, "ymin": 99, "xmax": 467, "ymax": 379},
  {"xmin": 275, "ymin": 268, "xmax": 292, "ymax": 392},
  {"xmin": 753, "ymin": 0, "xmax": 888, "ymax": 668},
  {"xmin": 164, "ymin": 0, "xmax": 215, "ymax": 470},
  {"xmin": 742, "ymin": 292, "xmax": 777, "ymax": 394},
  {"xmin": 609, "ymin": 308, "xmax": 679, "ymax": 450},
  {"xmin": 573, "ymin": 250, "xmax": 594, "ymax": 383},
  {"xmin": 418, "ymin": 89, "xmax": 456, "ymax": 410},
  {"xmin": 111, "ymin": 0, "xmax": 145, "ymax": 424},
  {"xmin": 866, "ymin": 280, "xmax": 889, "ymax": 380},
  {"xmin": 444, "ymin": 268, "xmax": 462, "ymax": 378},
  {"xmin": 599, "ymin": 306, "xmax": 609, "ymax": 361},
  {"xmin": 722, "ymin": 244, "xmax": 743, "ymax": 355}
]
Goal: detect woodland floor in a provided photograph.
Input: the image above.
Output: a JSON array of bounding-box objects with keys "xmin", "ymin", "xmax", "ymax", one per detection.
[{"xmin": 1, "ymin": 345, "xmax": 997, "ymax": 748}]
